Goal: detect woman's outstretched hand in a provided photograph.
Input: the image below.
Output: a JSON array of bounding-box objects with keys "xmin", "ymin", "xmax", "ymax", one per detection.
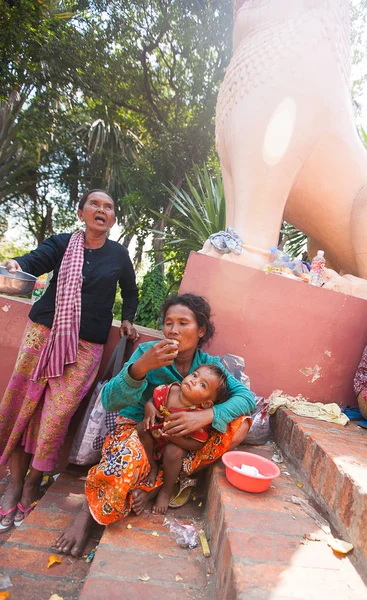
[
  {"xmin": 3, "ymin": 259, "xmax": 22, "ymax": 274},
  {"xmin": 163, "ymin": 408, "xmax": 214, "ymax": 437}
]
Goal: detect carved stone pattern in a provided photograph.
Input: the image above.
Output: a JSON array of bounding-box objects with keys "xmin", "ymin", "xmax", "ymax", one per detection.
[{"xmin": 217, "ymin": 2, "xmax": 351, "ymax": 144}]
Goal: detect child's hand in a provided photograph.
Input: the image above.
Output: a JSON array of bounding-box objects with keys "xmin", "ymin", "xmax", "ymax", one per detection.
[{"xmin": 143, "ymin": 402, "xmax": 161, "ymax": 431}]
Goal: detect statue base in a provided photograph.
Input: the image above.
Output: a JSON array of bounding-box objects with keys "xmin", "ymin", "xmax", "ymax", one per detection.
[{"xmin": 179, "ymin": 252, "xmax": 367, "ymax": 405}]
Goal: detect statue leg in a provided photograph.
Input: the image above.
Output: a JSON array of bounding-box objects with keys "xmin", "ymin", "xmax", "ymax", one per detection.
[
  {"xmin": 217, "ymin": 95, "xmax": 308, "ymax": 268},
  {"xmin": 350, "ymin": 185, "xmax": 367, "ymax": 279}
]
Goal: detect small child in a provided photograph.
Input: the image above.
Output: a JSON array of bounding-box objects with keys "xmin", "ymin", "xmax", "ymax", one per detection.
[{"xmin": 137, "ymin": 364, "xmax": 229, "ymax": 514}]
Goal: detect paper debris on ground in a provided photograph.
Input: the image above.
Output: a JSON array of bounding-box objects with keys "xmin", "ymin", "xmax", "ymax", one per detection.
[
  {"xmin": 139, "ymin": 573, "xmax": 150, "ymax": 582},
  {"xmin": 175, "ymin": 573, "xmax": 183, "ymax": 582},
  {"xmin": 272, "ymin": 448, "xmax": 283, "ymax": 464},
  {"xmin": 46, "ymin": 555, "xmax": 62, "ymax": 568},
  {"xmin": 328, "ymin": 538, "xmax": 353, "ymax": 555},
  {"xmin": 268, "ymin": 391, "xmax": 349, "ymax": 425},
  {"xmin": 152, "ymin": 531, "xmax": 159, "ymax": 536},
  {"xmin": 49, "ymin": 595, "xmax": 64, "ymax": 600},
  {"xmin": 0, "ymin": 575, "xmax": 11, "ymax": 590},
  {"xmin": 126, "ymin": 524, "xmax": 132, "ymax": 529}
]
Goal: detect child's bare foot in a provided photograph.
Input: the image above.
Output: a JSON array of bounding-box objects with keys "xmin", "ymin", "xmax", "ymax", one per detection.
[
  {"xmin": 152, "ymin": 488, "xmax": 171, "ymax": 515},
  {"xmin": 146, "ymin": 461, "xmax": 159, "ymax": 487},
  {"xmin": 131, "ymin": 488, "xmax": 159, "ymax": 515}
]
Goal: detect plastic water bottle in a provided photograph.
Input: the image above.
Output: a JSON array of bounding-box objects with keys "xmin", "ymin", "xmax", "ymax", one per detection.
[{"xmin": 309, "ymin": 250, "xmax": 326, "ymax": 286}]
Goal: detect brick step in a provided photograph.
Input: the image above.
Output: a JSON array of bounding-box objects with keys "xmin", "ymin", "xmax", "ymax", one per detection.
[
  {"xmin": 79, "ymin": 480, "xmax": 215, "ymax": 600},
  {"xmin": 207, "ymin": 444, "xmax": 367, "ymax": 600},
  {"xmin": 273, "ymin": 409, "xmax": 367, "ymax": 574},
  {"xmin": 0, "ymin": 472, "xmax": 100, "ymax": 600}
]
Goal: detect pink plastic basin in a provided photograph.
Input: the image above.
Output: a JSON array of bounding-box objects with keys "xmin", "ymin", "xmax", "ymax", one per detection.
[{"xmin": 222, "ymin": 451, "xmax": 280, "ymax": 493}]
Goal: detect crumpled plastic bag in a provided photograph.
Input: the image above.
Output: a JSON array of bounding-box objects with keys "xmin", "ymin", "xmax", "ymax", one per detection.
[
  {"xmin": 163, "ymin": 517, "xmax": 198, "ymax": 548},
  {"xmin": 243, "ymin": 396, "xmax": 271, "ymax": 445},
  {"xmin": 268, "ymin": 390, "xmax": 349, "ymax": 426},
  {"xmin": 221, "ymin": 353, "xmax": 251, "ymax": 390},
  {"xmin": 209, "ymin": 228, "xmax": 243, "ymax": 255}
]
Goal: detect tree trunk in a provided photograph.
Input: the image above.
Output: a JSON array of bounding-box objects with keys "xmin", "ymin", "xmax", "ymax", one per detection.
[{"xmin": 152, "ymin": 202, "xmax": 173, "ymax": 274}]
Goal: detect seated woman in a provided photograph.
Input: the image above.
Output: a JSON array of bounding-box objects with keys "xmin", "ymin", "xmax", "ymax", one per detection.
[
  {"xmin": 55, "ymin": 293, "xmax": 255, "ymax": 556},
  {"xmin": 354, "ymin": 345, "xmax": 367, "ymax": 419}
]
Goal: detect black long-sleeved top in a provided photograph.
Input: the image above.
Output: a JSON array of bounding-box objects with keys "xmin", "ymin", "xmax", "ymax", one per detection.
[{"xmin": 15, "ymin": 233, "xmax": 138, "ymax": 344}]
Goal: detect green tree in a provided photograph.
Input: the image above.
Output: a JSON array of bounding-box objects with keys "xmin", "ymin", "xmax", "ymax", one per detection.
[{"xmin": 135, "ymin": 265, "xmax": 168, "ymax": 329}]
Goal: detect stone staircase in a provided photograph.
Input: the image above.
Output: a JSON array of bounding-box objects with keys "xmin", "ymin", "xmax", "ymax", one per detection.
[{"xmin": 0, "ymin": 411, "xmax": 366, "ymax": 599}]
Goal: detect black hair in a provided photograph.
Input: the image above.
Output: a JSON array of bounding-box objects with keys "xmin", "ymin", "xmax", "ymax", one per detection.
[
  {"xmin": 194, "ymin": 364, "xmax": 229, "ymax": 405},
  {"xmin": 78, "ymin": 189, "xmax": 115, "ymax": 211},
  {"xmin": 161, "ymin": 293, "xmax": 215, "ymax": 348}
]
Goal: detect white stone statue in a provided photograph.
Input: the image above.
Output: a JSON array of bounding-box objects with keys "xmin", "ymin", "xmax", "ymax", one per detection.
[{"xmin": 200, "ymin": 0, "xmax": 367, "ymax": 299}]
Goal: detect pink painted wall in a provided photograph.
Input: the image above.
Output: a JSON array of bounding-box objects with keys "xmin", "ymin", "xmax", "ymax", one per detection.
[
  {"xmin": 0, "ymin": 296, "xmax": 163, "ymax": 399},
  {"xmin": 179, "ymin": 252, "xmax": 367, "ymax": 405}
]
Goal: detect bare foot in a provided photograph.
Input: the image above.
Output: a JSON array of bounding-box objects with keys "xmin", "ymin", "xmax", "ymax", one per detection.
[
  {"xmin": 131, "ymin": 488, "xmax": 159, "ymax": 516},
  {"xmin": 146, "ymin": 461, "xmax": 159, "ymax": 487},
  {"xmin": 55, "ymin": 505, "xmax": 94, "ymax": 556},
  {"xmin": 0, "ymin": 481, "xmax": 23, "ymax": 530},
  {"xmin": 152, "ymin": 488, "xmax": 171, "ymax": 515}
]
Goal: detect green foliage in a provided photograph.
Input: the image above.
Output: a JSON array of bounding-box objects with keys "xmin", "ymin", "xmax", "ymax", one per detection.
[
  {"xmin": 282, "ymin": 222, "xmax": 307, "ymax": 259},
  {"xmin": 112, "ymin": 286, "xmax": 123, "ymax": 321},
  {"xmin": 0, "ymin": 238, "xmax": 32, "ymax": 263},
  {"xmin": 135, "ymin": 266, "xmax": 168, "ymax": 329},
  {"xmin": 0, "ymin": 0, "xmax": 233, "ymax": 247},
  {"xmin": 151, "ymin": 165, "xmax": 225, "ymax": 264},
  {"xmin": 148, "ymin": 164, "xmax": 226, "ymax": 287}
]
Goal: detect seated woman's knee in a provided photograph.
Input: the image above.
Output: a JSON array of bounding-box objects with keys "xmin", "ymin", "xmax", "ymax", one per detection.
[{"xmin": 228, "ymin": 420, "xmax": 251, "ymax": 451}]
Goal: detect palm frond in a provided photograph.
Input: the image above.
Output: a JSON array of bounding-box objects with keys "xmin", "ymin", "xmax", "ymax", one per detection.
[{"xmin": 155, "ymin": 165, "xmax": 226, "ymax": 258}]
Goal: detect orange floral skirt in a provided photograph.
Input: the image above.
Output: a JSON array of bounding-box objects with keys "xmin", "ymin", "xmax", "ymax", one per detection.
[{"xmin": 86, "ymin": 414, "xmax": 251, "ymax": 525}]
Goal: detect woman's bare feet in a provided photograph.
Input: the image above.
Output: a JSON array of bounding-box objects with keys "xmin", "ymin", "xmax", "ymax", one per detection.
[
  {"xmin": 13, "ymin": 477, "xmax": 42, "ymax": 525},
  {"xmin": 152, "ymin": 488, "xmax": 171, "ymax": 515},
  {"xmin": 0, "ymin": 481, "xmax": 23, "ymax": 530},
  {"xmin": 131, "ymin": 488, "xmax": 159, "ymax": 515},
  {"xmin": 55, "ymin": 503, "xmax": 94, "ymax": 556}
]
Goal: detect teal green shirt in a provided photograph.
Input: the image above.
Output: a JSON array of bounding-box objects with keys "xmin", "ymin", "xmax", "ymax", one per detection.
[{"xmin": 101, "ymin": 341, "xmax": 255, "ymax": 433}]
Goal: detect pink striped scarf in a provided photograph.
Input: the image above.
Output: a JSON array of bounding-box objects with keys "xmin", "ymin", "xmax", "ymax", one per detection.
[{"xmin": 32, "ymin": 230, "xmax": 85, "ymax": 381}]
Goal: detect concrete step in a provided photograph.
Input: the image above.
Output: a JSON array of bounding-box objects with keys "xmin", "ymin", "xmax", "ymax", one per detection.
[
  {"xmin": 273, "ymin": 408, "xmax": 367, "ymax": 574},
  {"xmin": 79, "ymin": 481, "xmax": 215, "ymax": 600},
  {"xmin": 0, "ymin": 471, "xmax": 99, "ymax": 600},
  {"xmin": 207, "ymin": 443, "xmax": 367, "ymax": 600}
]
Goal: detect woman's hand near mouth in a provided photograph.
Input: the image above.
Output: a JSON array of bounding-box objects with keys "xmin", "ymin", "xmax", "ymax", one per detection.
[{"xmin": 128, "ymin": 339, "xmax": 179, "ymax": 380}]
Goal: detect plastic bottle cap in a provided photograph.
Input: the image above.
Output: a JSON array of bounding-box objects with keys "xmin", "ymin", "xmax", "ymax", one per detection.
[{"xmin": 317, "ymin": 250, "xmax": 324, "ymax": 257}]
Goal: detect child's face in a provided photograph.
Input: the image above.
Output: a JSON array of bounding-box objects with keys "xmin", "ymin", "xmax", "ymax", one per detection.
[{"xmin": 181, "ymin": 366, "xmax": 219, "ymax": 406}]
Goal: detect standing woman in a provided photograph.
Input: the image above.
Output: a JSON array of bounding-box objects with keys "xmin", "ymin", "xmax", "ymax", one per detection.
[{"xmin": 0, "ymin": 189, "xmax": 139, "ymax": 532}]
